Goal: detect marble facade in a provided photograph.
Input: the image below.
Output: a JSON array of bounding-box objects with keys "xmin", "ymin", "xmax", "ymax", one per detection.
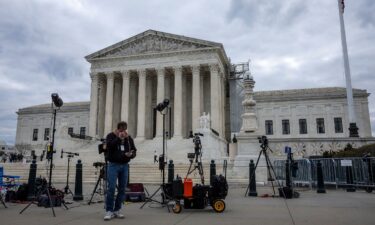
[
  {"xmin": 86, "ymin": 30, "xmax": 230, "ymax": 143},
  {"xmin": 13, "ymin": 30, "xmax": 375, "ymax": 168}
]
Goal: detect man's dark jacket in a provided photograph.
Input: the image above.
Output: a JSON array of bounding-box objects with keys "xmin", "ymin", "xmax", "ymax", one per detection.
[{"xmin": 106, "ymin": 132, "xmax": 137, "ymax": 164}]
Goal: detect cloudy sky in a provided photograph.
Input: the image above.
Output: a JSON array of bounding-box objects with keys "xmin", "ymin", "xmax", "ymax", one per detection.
[{"xmin": 0, "ymin": 0, "xmax": 374, "ymax": 145}]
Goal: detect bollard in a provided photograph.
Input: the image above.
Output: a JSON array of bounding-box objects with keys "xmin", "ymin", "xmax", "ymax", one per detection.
[
  {"xmin": 73, "ymin": 159, "xmax": 84, "ymax": 200},
  {"xmin": 27, "ymin": 160, "xmax": 37, "ymax": 200},
  {"xmin": 168, "ymin": 160, "xmax": 174, "ymax": 184},
  {"xmin": 346, "ymin": 166, "xmax": 356, "ymax": 192},
  {"xmin": 249, "ymin": 160, "xmax": 258, "ymax": 196},
  {"xmin": 316, "ymin": 161, "xmax": 326, "ymax": 193},
  {"xmin": 210, "ymin": 160, "xmax": 216, "ymax": 186},
  {"xmin": 285, "ymin": 159, "xmax": 291, "ymax": 188}
]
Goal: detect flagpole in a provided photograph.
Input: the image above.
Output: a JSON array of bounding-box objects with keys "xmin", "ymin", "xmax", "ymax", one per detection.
[{"xmin": 337, "ymin": 0, "xmax": 359, "ymax": 137}]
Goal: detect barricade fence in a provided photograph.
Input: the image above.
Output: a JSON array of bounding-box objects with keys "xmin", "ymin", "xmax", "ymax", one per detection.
[{"xmin": 273, "ymin": 157, "xmax": 375, "ymax": 189}]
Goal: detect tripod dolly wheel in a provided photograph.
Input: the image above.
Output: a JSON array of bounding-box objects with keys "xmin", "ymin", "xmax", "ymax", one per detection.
[
  {"xmin": 212, "ymin": 199, "xmax": 225, "ymax": 213},
  {"xmin": 172, "ymin": 201, "xmax": 182, "ymax": 214}
]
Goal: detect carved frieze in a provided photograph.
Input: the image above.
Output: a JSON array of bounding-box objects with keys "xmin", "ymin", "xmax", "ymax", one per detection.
[{"xmin": 96, "ymin": 35, "xmax": 210, "ymax": 58}]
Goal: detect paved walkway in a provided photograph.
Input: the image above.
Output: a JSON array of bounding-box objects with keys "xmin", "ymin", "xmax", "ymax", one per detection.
[{"xmin": 1, "ymin": 186, "xmax": 375, "ymax": 225}]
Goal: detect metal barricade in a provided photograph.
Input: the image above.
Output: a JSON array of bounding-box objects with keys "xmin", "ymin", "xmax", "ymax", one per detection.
[
  {"xmin": 273, "ymin": 159, "xmax": 312, "ymax": 188},
  {"xmin": 273, "ymin": 157, "xmax": 375, "ymax": 190}
]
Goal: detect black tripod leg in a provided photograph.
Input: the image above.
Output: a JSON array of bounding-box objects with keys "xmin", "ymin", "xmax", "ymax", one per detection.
[
  {"xmin": 140, "ymin": 186, "xmax": 162, "ymax": 209},
  {"xmin": 46, "ymin": 187, "xmax": 56, "ymax": 217},
  {"xmin": 88, "ymin": 177, "xmax": 102, "ymax": 205},
  {"xmin": 264, "ymin": 153, "xmax": 276, "ymax": 196},
  {"xmin": 160, "ymin": 186, "xmax": 170, "ymax": 212},
  {"xmin": 19, "ymin": 201, "xmax": 34, "ymax": 214},
  {"xmin": 61, "ymin": 200, "xmax": 69, "ymax": 210},
  {"xmin": 245, "ymin": 150, "xmax": 263, "ymax": 197},
  {"xmin": 265, "ymin": 151, "xmax": 286, "ymax": 197}
]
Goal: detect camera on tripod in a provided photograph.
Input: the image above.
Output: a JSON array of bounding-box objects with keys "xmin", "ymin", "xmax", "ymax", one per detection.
[
  {"xmin": 188, "ymin": 133, "xmax": 203, "ymax": 162},
  {"xmin": 258, "ymin": 136, "xmax": 269, "ymax": 149}
]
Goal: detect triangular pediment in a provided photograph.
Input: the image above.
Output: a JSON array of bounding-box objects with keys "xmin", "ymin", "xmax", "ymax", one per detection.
[{"xmin": 86, "ymin": 30, "xmax": 223, "ymax": 60}]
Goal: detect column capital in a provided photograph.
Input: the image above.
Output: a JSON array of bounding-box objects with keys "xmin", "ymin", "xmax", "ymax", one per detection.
[
  {"xmin": 156, "ymin": 67, "xmax": 165, "ymax": 74},
  {"xmin": 138, "ymin": 69, "xmax": 147, "ymax": 77},
  {"xmin": 172, "ymin": 66, "xmax": 183, "ymax": 74},
  {"xmin": 106, "ymin": 72, "xmax": 115, "ymax": 80},
  {"xmin": 209, "ymin": 64, "xmax": 220, "ymax": 73},
  {"xmin": 191, "ymin": 65, "xmax": 200, "ymax": 74},
  {"xmin": 120, "ymin": 70, "xmax": 130, "ymax": 80},
  {"xmin": 90, "ymin": 72, "xmax": 99, "ymax": 80}
]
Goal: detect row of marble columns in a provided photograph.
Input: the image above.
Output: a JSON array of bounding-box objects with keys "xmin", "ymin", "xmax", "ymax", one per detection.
[{"xmin": 88, "ymin": 64, "xmax": 225, "ymax": 140}]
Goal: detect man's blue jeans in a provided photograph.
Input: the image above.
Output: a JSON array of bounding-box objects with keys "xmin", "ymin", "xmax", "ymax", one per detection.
[{"xmin": 106, "ymin": 162, "xmax": 129, "ymax": 212}]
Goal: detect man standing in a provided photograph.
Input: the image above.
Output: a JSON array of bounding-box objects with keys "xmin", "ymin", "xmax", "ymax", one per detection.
[{"xmin": 104, "ymin": 121, "xmax": 136, "ymax": 221}]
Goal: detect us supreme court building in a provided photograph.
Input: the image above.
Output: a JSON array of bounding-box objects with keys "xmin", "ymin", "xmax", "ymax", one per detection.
[{"xmin": 15, "ymin": 30, "xmax": 374, "ymax": 162}]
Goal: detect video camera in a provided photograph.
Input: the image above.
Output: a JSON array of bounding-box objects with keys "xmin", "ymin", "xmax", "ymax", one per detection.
[
  {"xmin": 98, "ymin": 139, "xmax": 106, "ymax": 154},
  {"xmin": 193, "ymin": 133, "xmax": 203, "ymax": 153},
  {"xmin": 258, "ymin": 136, "xmax": 269, "ymax": 149}
]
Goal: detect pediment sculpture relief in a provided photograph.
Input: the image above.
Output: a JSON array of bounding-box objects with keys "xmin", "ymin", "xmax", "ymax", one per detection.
[{"xmin": 99, "ymin": 35, "xmax": 210, "ymax": 58}]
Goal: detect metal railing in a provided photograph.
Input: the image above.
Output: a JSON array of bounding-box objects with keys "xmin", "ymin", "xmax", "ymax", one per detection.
[{"xmin": 273, "ymin": 157, "xmax": 375, "ymax": 189}]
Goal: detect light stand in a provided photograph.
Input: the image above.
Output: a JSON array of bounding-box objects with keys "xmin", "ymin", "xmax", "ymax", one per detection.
[
  {"xmin": 20, "ymin": 93, "xmax": 66, "ymax": 217},
  {"xmin": 140, "ymin": 99, "xmax": 170, "ymax": 211},
  {"xmin": 61, "ymin": 150, "xmax": 79, "ymax": 197}
]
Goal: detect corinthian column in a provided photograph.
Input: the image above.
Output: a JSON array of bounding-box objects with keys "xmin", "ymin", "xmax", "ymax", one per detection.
[
  {"xmin": 156, "ymin": 68, "xmax": 165, "ymax": 137},
  {"xmin": 88, "ymin": 72, "xmax": 99, "ymax": 137},
  {"xmin": 104, "ymin": 72, "xmax": 115, "ymax": 135},
  {"xmin": 136, "ymin": 69, "xmax": 147, "ymax": 140},
  {"xmin": 192, "ymin": 65, "xmax": 201, "ymax": 132},
  {"xmin": 210, "ymin": 64, "xmax": 220, "ymax": 137},
  {"xmin": 120, "ymin": 70, "xmax": 130, "ymax": 122},
  {"xmin": 173, "ymin": 66, "xmax": 183, "ymax": 138}
]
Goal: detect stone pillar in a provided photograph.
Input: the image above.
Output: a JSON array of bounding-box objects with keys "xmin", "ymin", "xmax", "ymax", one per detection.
[
  {"xmin": 192, "ymin": 65, "xmax": 201, "ymax": 132},
  {"xmin": 156, "ymin": 68, "xmax": 165, "ymax": 137},
  {"xmin": 121, "ymin": 70, "xmax": 130, "ymax": 123},
  {"xmin": 98, "ymin": 77, "xmax": 106, "ymax": 138},
  {"xmin": 136, "ymin": 69, "xmax": 147, "ymax": 140},
  {"xmin": 218, "ymin": 72, "xmax": 223, "ymax": 137},
  {"xmin": 88, "ymin": 72, "xmax": 99, "ymax": 137},
  {"xmin": 210, "ymin": 64, "xmax": 220, "ymax": 137},
  {"xmin": 221, "ymin": 73, "xmax": 226, "ymax": 139},
  {"xmin": 104, "ymin": 72, "xmax": 115, "ymax": 135},
  {"xmin": 173, "ymin": 66, "xmax": 183, "ymax": 138},
  {"xmin": 240, "ymin": 71, "xmax": 258, "ymax": 132}
]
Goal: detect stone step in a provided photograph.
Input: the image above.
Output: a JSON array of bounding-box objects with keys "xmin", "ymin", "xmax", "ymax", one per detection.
[{"xmin": 2, "ymin": 162, "xmax": 243, "ymax": 184}]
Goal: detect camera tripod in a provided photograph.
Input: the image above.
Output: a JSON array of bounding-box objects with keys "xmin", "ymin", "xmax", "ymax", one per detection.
[
  {"xmin": 88, "ymin": 162, "xmax": 107, "ymax": 205},
  {"xmin": 244, "ymin": 141, "xmax": 282, "ymax": 197},
  {"xmin": 186, "ymin": 133, "xmax": 205, "ymax": 184}
]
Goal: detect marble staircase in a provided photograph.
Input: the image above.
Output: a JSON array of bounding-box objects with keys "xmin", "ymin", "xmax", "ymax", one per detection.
[{"xmin": 1, "ymin": 161, "xmax": 248, "ymax": 186}]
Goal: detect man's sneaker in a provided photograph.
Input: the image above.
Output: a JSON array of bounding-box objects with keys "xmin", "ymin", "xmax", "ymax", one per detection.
[
  {"xmin": 104, "ymin": 211, "xmax": 114, "ymax": 221},
  {"xmin": 113, "ymin": 211, "xmax": 125, "ymax": 219}
]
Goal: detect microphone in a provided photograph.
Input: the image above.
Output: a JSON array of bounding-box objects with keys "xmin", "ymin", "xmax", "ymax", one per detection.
[{"xmin": 61, "ymin": 149, "xmax": 63, "ymax": 158}]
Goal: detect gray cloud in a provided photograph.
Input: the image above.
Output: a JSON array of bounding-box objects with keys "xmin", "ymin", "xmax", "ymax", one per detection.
[{"xmin": 0, "ymin": 0, "xmax": 374, "ymax": 145}]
